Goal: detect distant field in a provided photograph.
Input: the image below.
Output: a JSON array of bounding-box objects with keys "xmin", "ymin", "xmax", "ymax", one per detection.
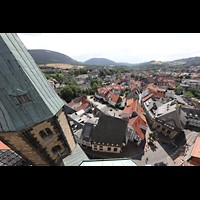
[
  {"xmin": 150, "ymin": 61, "xmax": 163, "ymax": 64},
  {"xmin": 38, "ymin": 63, "xmax": 84, "ymax": 69}
]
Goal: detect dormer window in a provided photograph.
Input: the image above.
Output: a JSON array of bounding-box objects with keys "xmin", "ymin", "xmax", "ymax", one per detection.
[
  {"xmin": 16, "ymin": 94, "xmax": 30, "ymax": 104},
  {"xmin": 11, "ymin": 88, "xmax": 31, "ymax": 104}
]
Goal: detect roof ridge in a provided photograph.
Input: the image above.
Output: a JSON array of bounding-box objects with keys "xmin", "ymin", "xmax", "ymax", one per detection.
[
  {"xmin": 135, "ymin": 100, "xmax": 138, "ymax": 112},
  {"xmin": 130, "ymin": 116, "xmax": 138, "ymax": 126}
]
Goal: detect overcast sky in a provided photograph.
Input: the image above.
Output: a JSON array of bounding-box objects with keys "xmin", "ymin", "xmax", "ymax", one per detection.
[{"xmin": 17, "ymin": 33, "xmax": 200, "ymax": 64}]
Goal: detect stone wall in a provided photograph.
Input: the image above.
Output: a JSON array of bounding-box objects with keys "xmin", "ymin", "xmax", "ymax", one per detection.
[{"xmin": 0, "ymin": 107, "xmax": 75, "ymax": 166}]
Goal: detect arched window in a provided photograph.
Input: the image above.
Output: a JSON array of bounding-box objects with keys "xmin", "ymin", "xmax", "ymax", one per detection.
[
  {"xmin": 39, "ymin": 130, "xmax": 47, "ymax": 139},
  {"xmin": 52, "ymin": 145, "xmax": 61, "ymax": 155},
  {"xmin": 45, "ymin": 128, "xmax": 53, "ymax": 137},
  {"xmin": 39, "ymin": 128, "xmax": 53, "ymax": 139}
]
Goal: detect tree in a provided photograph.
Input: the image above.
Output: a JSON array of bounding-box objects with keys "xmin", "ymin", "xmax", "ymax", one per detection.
[
  {"xmin": 44, "ymin": 74, "xmax": 49, "ymax": 79},
  {"xmin": 187, "ymin": 88, "xmax": 200, "ymax": 97},
  {"xmin": 135, "ymin": 75, "xmax": 139, "ymax": 81},
  {"xmin": 74, "ymin": 69, "xmax": 80, "ymax": 76},
  {"xmin": 131, "ymin": 73, "xmax": 135, "ymax": 78},
  {"xmin": 60, "ymin": 86, "xmax": 74, "ymax": 102},
  {"xmin": 184, "ymin": 91, "xmax": 194, "ymax": 98},
  {"xmin": 149, "ymin": 131, "xmax": 159, "ymax": 141},
  {"xmin": 72, "ymin": 79, "xmax": 78, "ymax": 86},
  {"xmin": 92, "ymin": 83, "xmax": 98, "ymax": 90},
  {"xmin": 174, "ymin": 86, "xmax": 184, "ymax": 95},
  {"xmin": 125, "ymin": 91, "xmax": 130, "ymax": 96},
  {"xmin": 185, "ymin": 75, "xmax": 190, "ymax": 79}
]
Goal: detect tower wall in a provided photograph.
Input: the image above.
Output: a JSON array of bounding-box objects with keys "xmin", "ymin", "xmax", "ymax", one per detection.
[{"xmin": 0, "ymin": 107, "xmax": 75, "ymax": 166}]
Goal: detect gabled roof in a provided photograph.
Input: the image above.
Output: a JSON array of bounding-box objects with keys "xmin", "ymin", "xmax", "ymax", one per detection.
[
  {"xmin": 142, "ymin": 94, "xmax": 153, "ymax": 102},
  {"xmin": 105, "ymin": 92, "xmax": 120, "ymax": 103},
  {"xmin": 128, "ymin": 116, "xmax": 147, "ymax": 140},
  {"xmin": 91, "ymin": 115, "xmax": 128, "ymax": 145},
  {"xmin": 152, "ymin": 91, "xmax": 164, "ymax": 98},
  {"xmin": 155, "ymin": 100, "xmax": 186, "ymax": 130},
  {"xmin": 135, "ymin": 101, "xmax": 147, "ymax": 124},
  {"xmin": 122, "ymin": 100, "xmax": 137, "ymax": 114},
  {"xmin": 122, "ymin": 99, "xmax": 146, "ymax": 123},
  {"xmin": 75, "ymin": 98, "xmax": 90, "ymax": 112},
  {"xmin": 145, "ymin": 84, "xmax": 158, "ymax": 92},
  {"xmin": 97, "ymin": 87, "xmax": 109, "ymax": 97},
  {"xmin": 114, "ymin": 79, "xmax": 122, "ymax": 84},
  {"xmin": 127, "ymin": 98, "xmax": 135, "ymax": 106},
  {"xmin": 191, "ymin": 135, "xmax": 200, "ymax": 159},
  {"xmin": 67, "ymin": 96, "xmax": 90, "ymax": 112},
  {"xmin": 147, "ymin": 77, "xmax": 154, "ymax": 83}
]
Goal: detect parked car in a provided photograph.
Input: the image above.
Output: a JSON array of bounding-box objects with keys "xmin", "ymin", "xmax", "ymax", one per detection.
[{"xmin": 154, "ymin": 162, "xmax": 167, "ymax": 166}]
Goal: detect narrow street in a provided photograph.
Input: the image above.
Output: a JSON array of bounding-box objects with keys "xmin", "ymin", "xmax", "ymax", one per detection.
[
  {"xmin": 132, "ymin": 141, "xmax": 177, "ymax": 166},
  {"xmin": 132, "ymin": 129, "xmax": 199, "ymax": 166}
]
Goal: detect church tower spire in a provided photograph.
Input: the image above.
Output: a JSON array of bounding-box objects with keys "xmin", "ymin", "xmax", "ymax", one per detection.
[{"xmin": 0, "ymin": 33, "xmax": 76, "ymax": 165}]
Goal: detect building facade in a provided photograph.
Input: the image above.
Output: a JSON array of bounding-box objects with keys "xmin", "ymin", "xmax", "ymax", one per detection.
[
  {"xmin": 152, "ymin": 100, "xmax": 187, "ymax": 139},
  {"xmin": 0, "ymin": 33, "xmax": 77, "ymax": 166}
]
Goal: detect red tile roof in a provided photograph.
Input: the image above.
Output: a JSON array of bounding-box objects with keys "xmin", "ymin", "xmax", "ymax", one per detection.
[
  {"xmin": 75, "ymin": 98, "xmax": 90, "ymax": 111},
  {"xmin": 122, "ymin": 100, "xmax": 137, "ymax": 114},
  {"xmin": 127, "ymin": 98, "xmax": 135, "ymax": 106},
  {"xmin": 0, "ymin": 141, "xmax": 10, "ymax": 149},
  {"xmin": 145, "ymin": 84, "xmax": 158, "ymax": 92},
  {"xmin": 191, "ymin": 136, "xmax": 200, "ymax": 159},
  {"xmin": 122, "ymin": 100, "xmax": 147, "ymax": 124},
  {"xmin": 152, "ymin": 91, "xmax": 164, "ymax": 98},
  {"xmin": 142, "ymin": 94, "xmax": 153, "ymax": 102},
  {"xmin": 147, "ymin": 77, "xmax": 154, "ymax": 83},
  {"xmin": 97, "ymin": 87, "xmax": 109, "ymax": 97},
  {"xmin": 105, "ymin": 92, "xmax": 120, "ymax": 102},
  {"xmin": 67, "ymin": 97, "xmax": 90, "ymax": 112},
  {"xmin": 128, "ymin": 116, "xmax": 147, "ymax": 140},
  {"xmin": 114, "ymin": 79, "xmax": 122, "ymax": 84}
]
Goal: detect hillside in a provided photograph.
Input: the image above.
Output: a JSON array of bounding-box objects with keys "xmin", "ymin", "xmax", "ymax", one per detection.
[
  {"xmin": 28, "ymin": 49, "xmax": 80, "ymax": 65},
  {"xmin": 84, "ymin": 58, "xmax": 116, "ymax": 66},
  {"xmin": 168, "ymin": 56, "xmax": 200, "ymax": 65},
  {"xmin": 28, "ymin": 49, "xmax": 200, "ymax": 70},
  {"xmin": 83, "ymin": 57, "xmax": 134, "ymax": 66}
]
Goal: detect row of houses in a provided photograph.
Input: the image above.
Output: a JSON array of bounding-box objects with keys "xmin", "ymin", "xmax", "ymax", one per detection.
[
  {"xmin": 74, "ymin": 100, "xmax": 147, "ymax": 154},
  {"xmin": 95, "ymin": 78, "xmax": 142, "ymax": 107},
  {"xmin": 141, "ymin": 85, "xmax": 200, "ymax": 139},
  {"xmin": 65, "ymin": 72, "xmax": 200, "ymax": 156},
  {"xmin": 66, "ymin": 93, "xmax": 148, "ymax": 154},
  {"xmin": 95, "ymin": 85, "xmax": 125, "ymax": 107}
]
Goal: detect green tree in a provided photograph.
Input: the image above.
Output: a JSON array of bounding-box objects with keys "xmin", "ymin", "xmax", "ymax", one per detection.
[
  {"xmin": 187, "ymin": 88, "xmax": 200, "ymax": 97},
  {"xmin": 149, "ymin": 131, "xmax": 159, "ymax": 141},
  {"xmin": 44, "ymin": 74, "xmax": 49, "ymax": 79},
  {"xmin": 184, "ymin": 91, "xmax": 194, "ymax": 98},
  {"xmin": 92, "ymin": 83, "xmax": 98, "ymax": 90},
  {"xmin": 72, "ymin": 79, "xmax": 78, "ymax": 86},
  {"xmin": 174, "ymin": 86, "xmax": 184, "ymax": 95},
  {"xmin": 74, "ymin": 69, "xmax": 80, "ymax": 76},
  {"xmin": 185, "ymin": 75, "xmax": 190, "ymax": 79},
  {"xmin": 135, "ymin": 75, "xmax": 139, "ymax": 81},
  {"xmin": 60, "ymin": 86, "xmax": 74, "ymax": 102},
  {"xmin": 131, "ymin": 73, "xmax": 135, "ymax": 78}
]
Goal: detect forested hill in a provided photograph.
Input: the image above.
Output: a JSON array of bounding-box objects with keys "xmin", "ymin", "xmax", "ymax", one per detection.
[
  {"xmin": 84, "ymin": 58, "xmax": 117, "ymax": 65},
  {"xmin": 83, "ymin": 58, "xmax": 134, "ymax": 66},
  {"xmin": 28, "ymin": 49, "xmax": 80, "ymax": 65}
]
